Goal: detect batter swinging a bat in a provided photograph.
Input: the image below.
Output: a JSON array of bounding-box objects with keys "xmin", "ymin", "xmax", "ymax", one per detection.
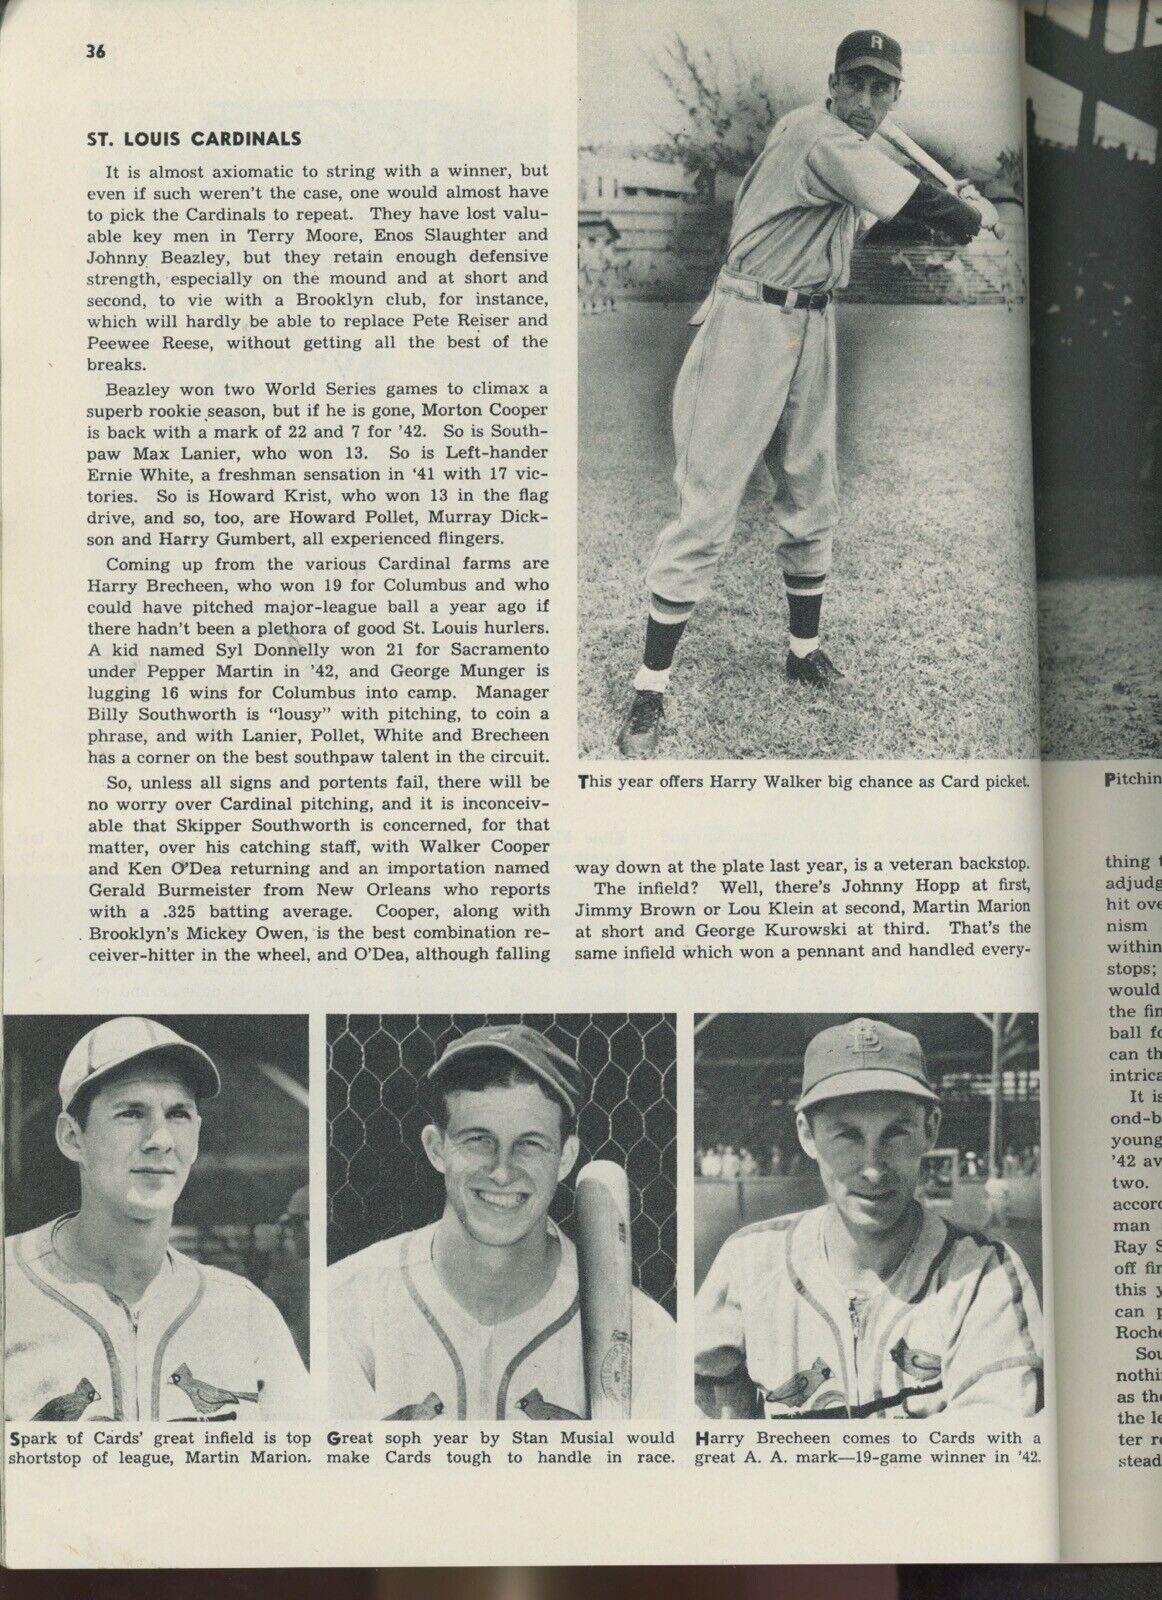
[
  {"xmin": 328, "ymin": 1024, "xmax": 675, "ymax": 1419},
  {"xmin": 618, "ymin": 29, "xmax": 993, "ymax": 757}
]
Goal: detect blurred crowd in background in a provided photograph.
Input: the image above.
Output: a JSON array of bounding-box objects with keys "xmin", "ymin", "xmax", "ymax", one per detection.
[
  {"xmin": 695, "ymin": 1143, "xmax": 1042, "ymax": 1182},
  {"xmin": 1027, "ymin": 110, "xmax": 1161, "ymax": 511}
]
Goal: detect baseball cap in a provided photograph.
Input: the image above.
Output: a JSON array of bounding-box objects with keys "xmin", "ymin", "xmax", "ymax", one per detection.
[
  {"xmin": 796, "ymin": 1017, "xmax": 937, "ymax": 1112},
  {"xmin": 834, "ymin": 30, "xmax": 903, "ymax": 81},
  {"xmin": 59, "ymin": 1016, "xmax": 221, "ymax": 1112},
  {"xmin": 428, "ymin": 1023, "xmax": 587, "ymax": 1117}
]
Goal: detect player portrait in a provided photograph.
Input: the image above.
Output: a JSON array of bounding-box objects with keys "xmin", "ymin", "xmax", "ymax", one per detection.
[
  {"xmin": 3, "ymin": 1014, "xmax": 312, "ymax": 1422},
  {"xmin": 694, "ymin": 1012, "xmax": 1044, "ymax": 1418},
  {"xmin": 327, "ymin": 1013, "xmax": 677, "ymax": 1420},
  {"xmin": 578, "ymin": 0, "xmax": 1037, "ymax": 759}
]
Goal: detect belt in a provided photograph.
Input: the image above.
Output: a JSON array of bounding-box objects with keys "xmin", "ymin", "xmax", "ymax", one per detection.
[
  {"xmin": 761, "ymin": 285, "xmax": 832, "ymax": 311},
  {"xmin": 717, "ymin": 268, "xmax": 832, "ymax": 311}
]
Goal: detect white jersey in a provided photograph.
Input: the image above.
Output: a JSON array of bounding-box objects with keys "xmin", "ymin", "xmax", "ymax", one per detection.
[
  {"xmin": 726, "ymin": 103, "xmax": 917, "ymax": 291},
  {"xmin": 695, "ymin": 1204, "xmax": 1043, "ymax": 1419},
  {"xmin": 5, "ymin": 1218, "xmax": 311, "ymax": 1422},
  {"xmin": 329, "ymin": 1221, "xmax": 676, "ymax": 1420}
]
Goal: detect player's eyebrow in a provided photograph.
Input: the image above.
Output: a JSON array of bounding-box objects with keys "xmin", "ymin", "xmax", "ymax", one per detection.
[
  {"xmin": 108, "ymin": 1089, "xmax": 196, "ymax": 1110},
  {"xmin": 840, "ymin": 68, "xmax": 894, "ymax": 89},
  {"xmin": 454, "ymin": 1124, "xmax": 554, "ymax": 1145}
]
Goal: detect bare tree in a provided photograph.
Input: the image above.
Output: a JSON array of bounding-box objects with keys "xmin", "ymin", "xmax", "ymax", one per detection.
[
  {"xmin": 652, "ymin": 35, "xmax": 787, "ymax": 198},
  {"xmin": 652, "ymin": 35, "xmax": 1014, "ymax": 207}
]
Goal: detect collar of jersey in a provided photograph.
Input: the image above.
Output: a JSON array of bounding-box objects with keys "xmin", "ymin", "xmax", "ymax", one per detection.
[
  {"xmin": 409, "ymin": 1218, "xmax": 578, "ymax": 1332},
  {"xmin": 789, "ymin": 1202, "xmax": 948, "ymax": 1310},
  {"xmin": 27, "ymin": 1213, "xmax": 189, "ymax": 1319}
]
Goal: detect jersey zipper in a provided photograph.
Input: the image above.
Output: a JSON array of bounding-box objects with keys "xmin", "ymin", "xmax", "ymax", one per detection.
[
  {"xmin": 847, "ymin": 1294, "xmax": 867, "ymax": 1416},
  {"xmin": 129, "ymin": 1304, "xmax": 141, "ymax": 1419},
  {"xmin": 116, "ymin": 1298, "xmax": 143, "ymax": 1420}
]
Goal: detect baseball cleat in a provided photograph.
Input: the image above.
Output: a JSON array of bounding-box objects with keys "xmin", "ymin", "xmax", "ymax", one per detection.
[
  {"xmin": 617, "ymin": 690, "xmax": 664, "ymax": 757},
  {"xmin": 786, "ymin": 648, "xmax": 845, "ymax": 688}
]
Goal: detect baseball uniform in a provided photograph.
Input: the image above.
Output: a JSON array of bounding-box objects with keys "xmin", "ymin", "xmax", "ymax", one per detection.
[
  {"xmin": 695, "ymin": 1203, "xmax": 1043, "ymax": 1419},
  {"xmin": 329, "ymin": 1220, "xmax": 675, "ymax": 1420},
  {"xmin": 644, "ymin": 104, "xmax": 919, "ymax": 607},
  {"xmin": 5, "ymin": 1217, "xmax": 312, "ymax": 1421}
]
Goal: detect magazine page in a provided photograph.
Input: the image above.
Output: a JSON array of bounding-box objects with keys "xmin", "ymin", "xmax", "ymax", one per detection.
[
  {"xmin": 1024, "ymin": 0, "xmax": 1162, "ymax": 1563},
  {"xmin": 2, "ymin": 0, "xmax": 1056, "ymax": 1566}
]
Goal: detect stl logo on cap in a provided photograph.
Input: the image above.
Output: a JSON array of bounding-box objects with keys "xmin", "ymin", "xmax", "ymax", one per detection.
[
  {"xmin": 797, "ymin": 1016, "xmax": 936, "ymax": 1111},
  {"xmin": 847, "ymin": 1019, "xmax": 883, "ymax": 1055}
]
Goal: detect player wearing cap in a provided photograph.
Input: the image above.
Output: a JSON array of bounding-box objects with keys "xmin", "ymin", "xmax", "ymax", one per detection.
[
  {"xmin": 695, "ymin": 1018, "xmax": 1043, "ymax": 1418},
  {"xmin": 329, "ymin": 1023, "xmax": 675, "ymax": 1419},
  {"xmin": 618, "ymin": 30, "xmax": 991, "ymax": 757},
  {"xmin": 4, "ymin": 1016, "xmax": 311, "ymax": 1421}
]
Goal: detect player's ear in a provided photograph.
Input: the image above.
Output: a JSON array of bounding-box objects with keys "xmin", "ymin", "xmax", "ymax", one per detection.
[
  {"xmin": 56, "ymin": 1110, "xmax": 84, "ymax": 1167},
  {"xmin": 420, "ymin": 1122, "xmax": 447, "ymax": 1174},
  {"xmin": 923, "ymin": 1104, "xmax": 942, "ymax": 1149},
  {"xmin": 795, "ymin": 1110, "xmax": 818, "ymax": 1161},
  {"xmin": 557, "ymin": 1133, "xmax": 579, "ymax": 1183}
]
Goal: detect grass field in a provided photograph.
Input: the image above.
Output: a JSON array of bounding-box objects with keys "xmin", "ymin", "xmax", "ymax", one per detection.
[
  {"xmin": 579, "ymin": 301, "xmax": 1041, "ymax": 761},
  {"xmin": 1039, "ymin": 576, "xmax": 1162, "ymax": 760}
]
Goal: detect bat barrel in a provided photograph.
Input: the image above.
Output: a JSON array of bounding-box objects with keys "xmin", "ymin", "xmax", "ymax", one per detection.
[{"xmin": 575, "ymin": 1161, "xmax": 633, "ymax": 1419}]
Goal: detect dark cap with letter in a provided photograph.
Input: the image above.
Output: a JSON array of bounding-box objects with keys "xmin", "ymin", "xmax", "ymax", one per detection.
[
  {"xmin": 834, "ymin": 30, "xmax": 903, "ymax": 81},
  {"xmin": 797, "ymin": 1017, "xmax": 937, "ymax": 1112}
]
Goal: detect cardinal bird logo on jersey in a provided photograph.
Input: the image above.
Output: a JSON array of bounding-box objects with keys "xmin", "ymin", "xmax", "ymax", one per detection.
[
  {"xmin": 890, "ymin": 1338, "xmax": 942, "ymax": 1380},
  {"xmin": 169, "ymin": 1362, "xmax": 260, "ymax": 1416},
  {"xmin": 386, "ymin": 1392, "xmax": 444, "ymax": 1420},
  {"xmin": 517, "ymin": 1389, "xmax": 581, "ymax": 1420},
  {"xmin": 764, "ymin": 1356, "xmax": 833, "ymax": 1409},
  {"xmin": 33, "ymin": 1377, "xmax": 99, "ymax": 1421}
]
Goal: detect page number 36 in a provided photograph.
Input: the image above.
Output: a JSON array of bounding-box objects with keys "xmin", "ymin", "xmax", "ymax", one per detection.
[{"xmin": 86, "ymin": 42, "xmax": 106, "ymax": 58}]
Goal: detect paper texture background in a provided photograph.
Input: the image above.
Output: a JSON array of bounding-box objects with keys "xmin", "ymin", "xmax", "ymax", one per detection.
[{"xmin": 0, "ymin": 0, "xmax": 1071, "ymax": 1565}]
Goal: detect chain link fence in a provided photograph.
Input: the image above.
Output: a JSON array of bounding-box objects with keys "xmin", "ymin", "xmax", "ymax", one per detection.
[{"xmin": 328, "ymin": 1013, "xmax": 676, "ymax": 1316}]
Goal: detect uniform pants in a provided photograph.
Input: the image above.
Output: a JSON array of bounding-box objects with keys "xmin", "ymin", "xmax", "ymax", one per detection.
[{"xmin": 645, "ymin": 274, "xmax": 839, "ymax": 607}]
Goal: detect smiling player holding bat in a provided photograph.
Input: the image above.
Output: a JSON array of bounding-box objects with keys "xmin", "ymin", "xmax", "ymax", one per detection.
[
  {"xmin": 328, "ymin": 1023, "xmax": 675, "ymax": 1420},
  {"xmin": 618, "ymin": 28, "xmax": 995, "ymax": 758}
]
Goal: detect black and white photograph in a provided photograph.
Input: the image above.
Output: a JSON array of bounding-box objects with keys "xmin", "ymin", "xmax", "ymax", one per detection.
[
  {"xmin": 578, "ymin": 0, "xmax": 1039, "ymax": 760},
  {"xmin": 1025, "ymin": 0, "xmax": 1162, "ymax": 758},
  {"xmin": 327, "ymin": 1013, "xmax": 676, "ymax": 1419},
  {"xmin": 694, "ymin": 1012, "xmax": 1044, "ymax": 1418},
  {"xmin": 3, "ymin": 1014, "xmax": 311, "ymax": 1422}
]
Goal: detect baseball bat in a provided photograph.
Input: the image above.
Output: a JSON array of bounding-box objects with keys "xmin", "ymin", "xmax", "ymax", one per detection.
[
  {"xmin": 575, "ymin": 1160, "xmax": 633, "ymax": 1419},
  {"xmin": 878, "ymin": 117, "xmax": 1003, "ymax": 238}
]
